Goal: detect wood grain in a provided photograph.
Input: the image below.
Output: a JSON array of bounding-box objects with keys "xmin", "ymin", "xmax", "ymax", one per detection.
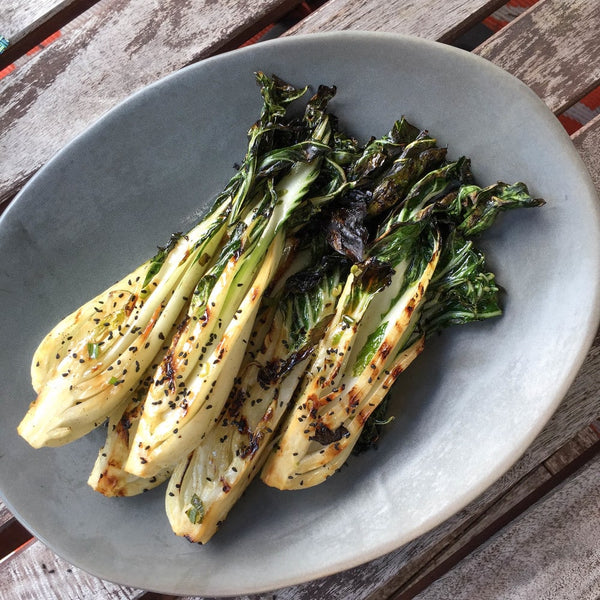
[
  {"xmin": 573, "ymin": 114, "xmax": 600, "ymax": 194},
  {"xmin": 0, "ymin": 0, "xmax": 299, "ymax": 208},
  {"xmin": 474, "ymin": 0, "xmax": 600, "ymax": 114},
  {"xmin": 0, "ymin": 0, "xmax": 106, "ymax": 72},
  {"xmin": 286, "ymin": 0, "xmax": 506, "ymax": 42},
  {"xmin": 0, "ymin": 502, "xmax": 12, "ymax": 530},
  {"xmin": 2, "ymin": 1, "xmax": 600, "ymax": 599},
  {"xmin": 413, "ymin": 454, "xmax": 600, "ymax": 600},
  {"xmin": 0, "ymin": 538, "xmax": 142, "ymax": 600},
  {"xmin": 1, "ymin": 0, "xmax": 73, "ymax": 40},
  {"xmin": 0, "ymin": 1, "xmax": 101, "ymax": 67},
  {"xmin": 543, "ymin": 424, "xmax": 600, "ymax": 475}
]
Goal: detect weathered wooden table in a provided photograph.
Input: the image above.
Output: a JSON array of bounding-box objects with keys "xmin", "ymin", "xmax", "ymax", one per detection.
[{"xmin": 1, "ymin": 1, "xmax": 599, "ymax": 598}]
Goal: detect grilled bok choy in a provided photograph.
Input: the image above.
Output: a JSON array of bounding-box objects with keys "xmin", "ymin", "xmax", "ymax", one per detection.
[
  {"xmin": 124, "ymin": 83, "xmax": 342, "ymax": 477},
  {"xmin": 19, "ymin": 72, "xmax": 544, "ymax": 543},
  {"xmin": 261, "ymin": 166, "xmax": 453, "ymax": 489},
  {"xmin": 19, "ymin": 208, "xmax": 229, "ymax": 448},
  {"xmin": 87, "ymin": 356, "xmax": 175, "ymax": 496},
  {"xmin": 165, "ymin": 255, "xmax": 348, "ymax": 542},
  {"xmin": 262, "ymin": 170, "xmax": 543, "ymax": 489},
  {"xmin": 18, "ymin": 72, "xmax": 307, "ymax": 449}
]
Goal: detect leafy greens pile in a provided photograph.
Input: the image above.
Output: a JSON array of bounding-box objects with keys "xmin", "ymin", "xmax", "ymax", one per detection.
[{"xmin": 18, "ymin": 73, "xmax": 544, "ymax": 543}]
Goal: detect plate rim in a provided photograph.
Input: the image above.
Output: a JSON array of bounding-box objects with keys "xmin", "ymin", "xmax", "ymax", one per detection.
[{"xmin": 2, "ymin": 29, "xmax": 600, "ymax": 596}]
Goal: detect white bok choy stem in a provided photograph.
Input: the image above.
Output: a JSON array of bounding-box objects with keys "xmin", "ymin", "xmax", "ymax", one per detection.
[
  {"xmin": 29, "ymin": 259, "xmax": 148, "ymax": 395},
  {"xmin": 261, "ymin": 225, "xmax": 441, "ymax": 489},
  {"xmin": 18, "ymin": 71, "xmax": 312, "ymax": 450},
  {"xmin": 165, "ymin": 255, "xmax": 347, "ymax": 542},
  {"xmin": 125, "ymin": 86, "xmax": 337, "ymax": 478},
  {"xmin": 18, "ymin": 206, "xmax": 229, "ymax": 448},
  {"xmin": 126, "ymin": 229, "xmax": 284, "ymax": 476},
  {"xmin": 87, "ymin": 344, "xmax": 175, "ymax": 496},
  {"xmin": 287, "ymin": 336, "xmax": 426, "ymax": 488}
]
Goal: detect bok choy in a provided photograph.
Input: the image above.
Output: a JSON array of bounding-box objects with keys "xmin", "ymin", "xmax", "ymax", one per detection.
[
  {"xmin": 19, "ymin": 72, "xmax": 544, "ymax": 543},
  {"xmin": 165, "ymin": 255, "xmax": 347, "ymax": 542}
]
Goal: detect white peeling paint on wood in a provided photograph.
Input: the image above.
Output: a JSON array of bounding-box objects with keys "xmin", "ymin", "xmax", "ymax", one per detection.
[
  {"xmin": 0, "ymin": 539, "xmax": 142, "ymax": 600},
  {"xmin": 0, "ymin": 501, "xmax": 13, "ymax": 530},
  {"xmin": 287, "ymin": 0, "xmax": 504, "ymax": 41},
  {"xmin": 414, "ymin": 454, "xmax": 600, "ymax": 600},
  {"xmin": 1, "ymin": 0, "xmax": 69, "ymax": 40},
  {"xmin": 0, "ymin": 0, "xmax": 295, "ymax": 204},
  {"xmin": 475, "ymin": 0, "xmax": 600, "ymax": 114}
]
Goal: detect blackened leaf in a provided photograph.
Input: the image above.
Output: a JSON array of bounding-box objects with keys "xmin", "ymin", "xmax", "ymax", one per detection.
[
  {"xmin": 456, "ymin": 181, "xmax": 545, "ymax": 237},
  {"xmin": 352, "ymin": 257, "xmax": 394, "ymax": 295},
  {"xmin": 257, "ymin": 345, "xmax": 314, "ymax": 389},
  {"xmin": 309, "ymin": 422, "xmax": 350, "ymax": 445},
  {"xmin": 326, "ymin": 195, "xmax": 368, "ymax": 262},
  {"xmin": 285, "ymin": 255, "xmax": 348, "ymax": 295}
]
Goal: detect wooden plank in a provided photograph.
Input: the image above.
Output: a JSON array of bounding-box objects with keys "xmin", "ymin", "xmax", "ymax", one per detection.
[
  {"xmin": 0, "ymin": 538, "xmax": 143, "ymax": 600},
  {"xmin": 543, "ymin": 424, "xmax": 600, "ymax": 474},
  {"xmin": 384, "ymin": 467, "xmax": 556, "ymax": 598},
  {"xmin": 1, "ymin": 0, "xmax": 73, "ymax": 40},
  {"xmin": 0, "ymin": 1, "xmax": 101, "ymax": 68},
  {"xmin": 0, "ymin": 522, "xmax": 32, "ymax": 563},
  {"xmin": 0, "ymin": 0, "xmax": 300, "ymax": 208},
  {"xmin": 572, "ymin": 113, "xmax": 600, "ymax": 194},
  {"xmin": 474, "ymin": 0, "xmax": 600, "ymax": 114},
  {"xmin": 412, "ymin": 453, "xmax": 600, "ymax": 600},
  {"xmin": 0, "ymin": 501, "xmax": 13, "ymax": 530},
  {"xmin": 286, "ymin": 0, "xmax": 506, "ymax": 43},
  {"xmin": 383, "ymin": 425, "xmax": 600, "ymax": 599}
]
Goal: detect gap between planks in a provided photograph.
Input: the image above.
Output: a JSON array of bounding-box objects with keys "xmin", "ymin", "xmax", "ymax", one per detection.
[
  {"xmin": 375, "ymin": 421, "xmax": 600, "ymax": 600},
  {"xmin": 0, "ymin": 520, "xmax": 32, "ymax": 563},
  {"xmin": 2, "ymin": 420, "xmax": 599, "ymax": 600},
  {"xmin": 0, "ymin": 0, "xmax": 101, "ymax": 69},
  {"xmin": 0, "ymin": 0, "xmax": 311, "ymax": 211}
]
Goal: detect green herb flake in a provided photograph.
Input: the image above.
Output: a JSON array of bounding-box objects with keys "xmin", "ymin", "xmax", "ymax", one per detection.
[
  {"xmin": 87, "ymin": 342, "xmax": 100, "ymax": 359},
  {"xmin": 186, "ymin": 493, "xmax": 205, "ymax": 524},
  {"xmin": 353, "ymin": 321, "xmax": 388, "ymax": 376},
  {"xmin": 109, "ymin": 376, "xmax": 121, "ymax": 386}
]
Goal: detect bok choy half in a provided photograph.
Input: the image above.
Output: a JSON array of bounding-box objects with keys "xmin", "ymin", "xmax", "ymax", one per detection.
[{"xmin": 19, "ymin": 72, "xmax": 544, "ymax": 543}]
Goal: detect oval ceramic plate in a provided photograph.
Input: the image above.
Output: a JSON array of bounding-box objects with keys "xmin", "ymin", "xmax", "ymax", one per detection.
[{"xmin": 1, "ymin": 32, "xmax": 599, "ymax": 596}]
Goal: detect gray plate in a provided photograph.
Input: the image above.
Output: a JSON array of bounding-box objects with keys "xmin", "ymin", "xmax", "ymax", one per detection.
[{"xmin": 1, "ymin": 32, "xmax": 599, "ymax": 596}]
